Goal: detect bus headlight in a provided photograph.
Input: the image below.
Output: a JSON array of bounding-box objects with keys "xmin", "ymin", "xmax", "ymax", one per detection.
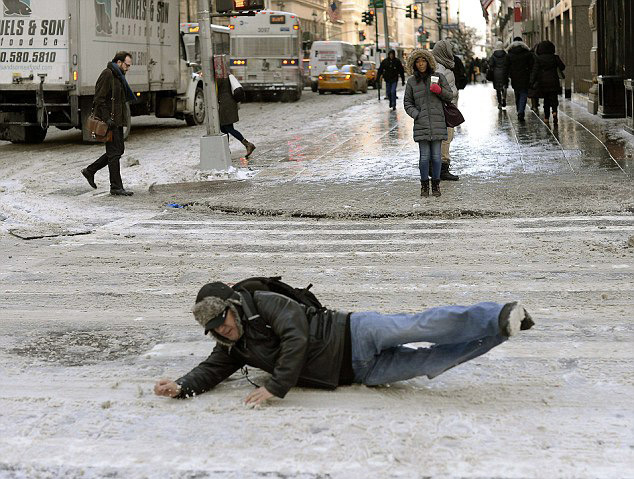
[{"xmin": 230, "ymin": 59, "xmax": 247, "ymax": 66}]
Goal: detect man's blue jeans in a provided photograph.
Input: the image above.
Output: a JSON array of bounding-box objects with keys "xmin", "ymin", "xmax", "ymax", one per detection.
[
  {"xmin": 385, "ymin": 80, "xmax": 398, "ymax": 108},
  {"xmin": 350, "ymin": 302, "xmax": 507, "ymax": 385},
  {"xmin": 419, "ymin": 140, "xmax": 442, "ymax": 181},
  {"xmin": 514, "ymin": 88, "xmax": 528, "ymax": 115}
]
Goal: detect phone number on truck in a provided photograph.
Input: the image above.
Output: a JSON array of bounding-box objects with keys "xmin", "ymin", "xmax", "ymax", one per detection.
[{"xmin": 0, "ymin": 51, "xmax": 57, "ymax": 63}]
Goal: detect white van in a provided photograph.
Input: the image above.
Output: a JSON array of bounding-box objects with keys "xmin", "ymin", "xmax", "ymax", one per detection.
[{"xmin": 309, "ymin": 41, "xmax": 357, "ymax": 92}]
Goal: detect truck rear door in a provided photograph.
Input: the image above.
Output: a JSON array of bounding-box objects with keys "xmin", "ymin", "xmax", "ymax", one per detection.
[{"xmin": 0, "ymin": 0, "xmax": 70, "ymax": 86}]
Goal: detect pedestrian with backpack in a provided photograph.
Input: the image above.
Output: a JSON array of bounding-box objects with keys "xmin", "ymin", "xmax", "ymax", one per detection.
[
  {"xmin": 154, "ymin": 277, "xmax": 535, "ymax": 405},
  {"xmin": 403, "ymin": 49, "xmax": 453, "ymax": 198}
]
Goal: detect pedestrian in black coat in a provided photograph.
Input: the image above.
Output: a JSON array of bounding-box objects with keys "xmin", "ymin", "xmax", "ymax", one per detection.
[
  {"xmin": 488, "ymin": 41, "xmax": 509, "ymax": 109},
  {"xmin": 530, "ymin": 40, "xmax": 565, "ymax": 123},
  {"xmin": 506, "ymin": 36, "xmax": 534, "ymax": 121},
  {"xmin": 81, "ymin": 51, "xmax": 136, "ymax": 196},
  {"xmin": 377, "ymin": 50, "xmax": 405, "ymax": 110},
  {"xmin": 216, "ymin": 75, "xmax": 255, "ymax": 158}
]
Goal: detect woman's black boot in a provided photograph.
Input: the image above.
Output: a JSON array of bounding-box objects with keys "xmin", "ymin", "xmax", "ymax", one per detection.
[
  {"xmin": 420, "ymin": 179, "xmax": 430, "ymax": 197},
  {"xmin": 431, "ymin": 179, "xmax": 441, "ymax": 197}
]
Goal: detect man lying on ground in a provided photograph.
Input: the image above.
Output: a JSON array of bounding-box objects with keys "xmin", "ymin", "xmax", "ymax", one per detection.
[{"xmin": 154, "ymin": 281, "xmax": 534, "ymax": 405}]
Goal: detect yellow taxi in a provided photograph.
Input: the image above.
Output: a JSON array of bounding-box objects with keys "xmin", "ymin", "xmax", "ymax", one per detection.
[
  {"xmin": 360, "ymin": 61, "xmax": 378, "ymax": 89},
  {"xmin": 317, "ymin": 65, "xmax": 368, "ymax": 94}
]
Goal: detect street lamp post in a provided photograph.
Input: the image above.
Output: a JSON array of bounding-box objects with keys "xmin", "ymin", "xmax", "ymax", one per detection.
[{"xmin": 197, "ymin": 0, "xmax": 231, "ymax": 170}]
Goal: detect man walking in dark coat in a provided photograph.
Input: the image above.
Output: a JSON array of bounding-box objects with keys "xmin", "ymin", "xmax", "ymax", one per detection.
[
  {"xmin": 505, "ymin": 36, "xmax": 534, "ymax": 121},
  {"xmin": 81, "ymin": 51, "xmax": 135, "ymax": 196},
  {"xmin": 377, "ymin": 50, "xmax": 406, "ymax": 111},
  {"xmin": 154, "ymin": 281, "xmax": 535, "ymax": 405}
]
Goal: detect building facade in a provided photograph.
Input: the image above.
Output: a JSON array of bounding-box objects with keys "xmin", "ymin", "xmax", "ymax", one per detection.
[
  {"xmin": 484, "ymin": 0, "xmax": 633, "ymax": 129},
  {"xmin": 178, "ymin": 0, "xmax": 452, "ymax": 60}
]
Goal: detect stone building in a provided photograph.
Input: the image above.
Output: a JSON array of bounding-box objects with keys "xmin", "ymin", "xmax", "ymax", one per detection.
[
  {"xmin": 178, "ymin": 0, "xmax": 440, "ymax": 59},
  {"xmin": 485, "ymin": 0, "xmax": 633, "ymax": 130}
]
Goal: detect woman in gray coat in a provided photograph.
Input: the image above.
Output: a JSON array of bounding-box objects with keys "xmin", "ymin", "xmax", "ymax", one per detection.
[{"xmin": 404, "ymin": 49, "xmax": 453, "ymax": 197}]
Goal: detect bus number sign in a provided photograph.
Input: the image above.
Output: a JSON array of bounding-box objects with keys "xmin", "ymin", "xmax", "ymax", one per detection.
[{"xmin": 270, "ymin": 15, "xmax": 286, "ymax": 24}]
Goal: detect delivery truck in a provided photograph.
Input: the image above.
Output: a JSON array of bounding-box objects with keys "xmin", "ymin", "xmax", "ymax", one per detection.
[{"xmin": 0, "ymin": 0, "xmax": 210, "ymax": 143}]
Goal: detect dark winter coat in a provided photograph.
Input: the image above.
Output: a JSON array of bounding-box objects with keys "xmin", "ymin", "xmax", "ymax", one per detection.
[
  {"xmin": 506, "ymin": 40, "xmax": 534, "ymax": 90},
  {"xmin": 404, "ymin": 50, "xmax": 453, "ymax": 142},
  {"xmin": 488, "ymin": 50, "xmax": 509, "ymax": 89},
  {"xmin": 217, "ymin": 77, "xmax": 239, "ymax": 126},
  {"xmin": 530, "ymin": 42, "xmax": 565, "ymax": 98},
  {"xmin": 377, "ymin": 52, "xmax": 405, "ymax": 84},
  {"xmin": 93, "ymin": 63, "xmax": 127, "ymax": 127},
  {"xmin": 175, "ymin": 291, "xmax": 350, "ymax": 399}
]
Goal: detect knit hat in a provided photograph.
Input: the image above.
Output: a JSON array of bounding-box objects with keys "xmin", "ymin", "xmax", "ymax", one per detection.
[
  {"xmin": 192, "ymin": 282, "xmax": 241, "ymax": 333},
  {"xmin": 495, "ymin": 41, "xmax": 504, "ymax": 51},
  {"xmin": 432, "ymin": 40, "xmax": 455, "ymax": 69}
]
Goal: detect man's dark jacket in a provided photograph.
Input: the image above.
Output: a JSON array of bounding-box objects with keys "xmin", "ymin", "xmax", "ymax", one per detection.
[
  {"xmin": 93, "ymin": 63, "xmax": 127, "ymax": 127},
  {"xmin": 377, "ymin": 56, "xmax": 405, "ymax": 84},
  {"xmin": 176, "ymin": 291, "xmax": 350, "ymax": 399},
  {"xmin": 530, "ymin": 50, "xmax": 565, "ymax": 97},
  {"xmin": 505, "ymin": 40, "xmax": 534, "ymax": 90}
]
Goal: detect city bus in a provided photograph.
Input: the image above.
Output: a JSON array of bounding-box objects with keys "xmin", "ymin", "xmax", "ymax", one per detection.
[{"xmin": 229, "ymin": 11, "xmax": 303, "ymax": 102}]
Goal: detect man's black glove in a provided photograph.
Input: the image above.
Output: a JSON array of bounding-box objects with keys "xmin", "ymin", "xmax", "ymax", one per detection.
[{"xmin": 106, "ymin": 118, "xmax": 115, "ymax": 129}]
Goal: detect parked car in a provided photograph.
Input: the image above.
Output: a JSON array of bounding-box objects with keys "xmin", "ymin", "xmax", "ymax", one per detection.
[
  {"xmin": 318, "ymin": 65, "xmax": 368, "ymax": 94},
  {"xmin": 361, "ymin": 61, "xmax": 378, "ymax": 88}
]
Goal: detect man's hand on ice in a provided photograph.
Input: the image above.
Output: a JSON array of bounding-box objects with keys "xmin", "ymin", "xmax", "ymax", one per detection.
[
  {"xmin": 244, "ymin": 386, "xmax": 274, "ymax": 406},
  {"xmin": 154, "ymin": 379, "xmax": 181, "ymax": 398}
]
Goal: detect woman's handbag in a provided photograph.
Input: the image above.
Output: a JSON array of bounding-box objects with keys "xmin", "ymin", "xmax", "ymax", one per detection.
[
  {"xmin": 229, "ymin": 74, "xmax": 245, "ymax": 103},
  {"xmin": 443, "ymin": 102, "xmax": 465, "ymax": 128},
  {"xmin": 86, "ymin": 76, "xmax": 115, "ymax": 142}
]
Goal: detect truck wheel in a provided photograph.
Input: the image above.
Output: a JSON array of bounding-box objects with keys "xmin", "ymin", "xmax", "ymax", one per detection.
[
  {"xmin": 318, "ymin": 90, "xmax": 325, "ymax": 95},
  {"xmin": 15, "ymin": 126, "xmax": 47, "ymax": 144},
  {"xmin": 123, "ymin": 103, "xmax": 132, "ymax": 140},
  {"xmin": 185, "ymin": 86, "xmax": 205, "ymax": 126}
]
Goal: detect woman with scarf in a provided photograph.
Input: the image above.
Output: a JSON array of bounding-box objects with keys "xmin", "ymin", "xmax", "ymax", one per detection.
[
  {"xmin": 432, "ymin": 40, "xmax": 460, "ymax": 182},
  {"xmin": 404, "ymin": 49, "xmax": 453, "ymax": 198},
  {"xmin": 82, "ymin": 51, "xmax": 137, "ymax": 196}
]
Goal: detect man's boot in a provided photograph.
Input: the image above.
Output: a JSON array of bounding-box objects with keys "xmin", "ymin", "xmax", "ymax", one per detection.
[
  {"xmin": 440, "ymin": 163, "xmax": 459, "ymax": 181},
  {"xmin": 241, "ymin": 139, "xmax": 256, "ymax": 158},
  {"xmin": 420, "ymin": 179, "xmax": 429, "ymax": 197},
  {"xmin": 431, "ymin": 179, "xmax": 441, "ymax": 197}
]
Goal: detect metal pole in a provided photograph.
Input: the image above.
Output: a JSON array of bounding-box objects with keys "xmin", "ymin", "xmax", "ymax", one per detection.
[
  {"xmin": 375, "ymin": 15, "xmax": 381, "ymax": 101},
  {"xmin": 437, "ymin": 0, "xmax": 441, "ymax": 41},
  {"xmin": 197, "ymin": 0, "xmax": 231, "ymax": 170},
  {"xmin": 382, "ymin": 2, "xmax": 390, "ymax": 52}
]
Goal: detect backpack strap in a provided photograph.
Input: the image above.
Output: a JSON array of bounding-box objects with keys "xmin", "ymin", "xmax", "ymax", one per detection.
[{"xmin": 236, "ymin": 290, "xmax": 260, "ymax": 322}]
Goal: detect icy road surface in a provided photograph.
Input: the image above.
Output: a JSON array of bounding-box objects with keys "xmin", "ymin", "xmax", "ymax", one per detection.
[{"xmin": 1, "ymin": 85, "xmax": 633, "ymax": 478}]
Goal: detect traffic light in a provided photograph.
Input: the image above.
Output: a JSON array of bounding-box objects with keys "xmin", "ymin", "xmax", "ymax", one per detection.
[
  {"xmin": 405, "ymin": 4, "xmax": 412, "ymax": 18},
  {"xmin": 413, "ymin": 4, "xmax": 418, "ymax": 19},
  {"xmin": 233, "ymin": 0, "xmax": 266, "ymax": 11},
  {"xmin": 436, "ymin": 5, "xmax": 442, "ymax": 23},
  {"xmin": 359, "ymin": 30, "xmax": 366, "ymax": 42},
  {"xmin": 362, "ymin": 11, "xmax": 369, "ymax": 24},
  {"xmin": 367, "ymin": 9, "xmax": 375, "ymax": 25}
]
